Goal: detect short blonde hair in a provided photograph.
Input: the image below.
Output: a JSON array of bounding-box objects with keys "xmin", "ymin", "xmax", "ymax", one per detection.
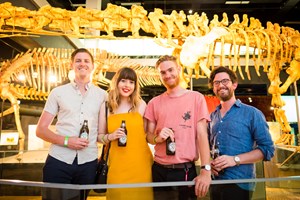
[{"xmin": 155, "ymin": 55, "xmax": 179, "ymax": 69}]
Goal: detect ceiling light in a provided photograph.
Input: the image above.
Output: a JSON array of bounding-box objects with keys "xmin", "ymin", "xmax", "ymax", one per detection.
[
  {"xmin": 71, "ymin": 4, "xmax": 86, "ymax": 7},
  {"xmin": 225, "ymin": 1, "xmax": 250, "ymax": 4},
  {"xmin": 120, "ymin": 2, "xmax": 141, "ymax": 6},
  {"xmin": 284, "ymin": 21, "xmax": 300, "ymax": 25},
  {"xmin": 49, "ymin": 75, "xmax": 57, "ymax": 83},
  {"xmin": 18, "ymin": 74, "xmax": 26, "ymax": 81}
]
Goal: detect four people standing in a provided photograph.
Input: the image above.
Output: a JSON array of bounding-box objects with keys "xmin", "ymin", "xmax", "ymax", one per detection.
[
  {"xmin": 208, "ymin": 66, "xmax": 275, "ymax": 200},
  {"xmin": 37, "ymin": 50, "xmax": 275, "ymax": 200}
]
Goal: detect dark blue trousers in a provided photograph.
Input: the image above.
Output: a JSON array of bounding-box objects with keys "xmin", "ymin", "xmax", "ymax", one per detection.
[
  {"xmin": 42, "ymin": 155, "xmax": 97, "ymax": 200},
  {"xmin": 210, "ymin": 183, "xmax": 253, "ymax": 200},
  {"xmin": 152, "ymin": 162, "xmax": 197, "ymax": 200}
]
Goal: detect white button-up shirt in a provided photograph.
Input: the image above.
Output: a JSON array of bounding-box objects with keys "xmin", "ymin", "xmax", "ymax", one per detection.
[{"xmin": 44, "ymin": 81, "xmax": 107, "ymax": 164}]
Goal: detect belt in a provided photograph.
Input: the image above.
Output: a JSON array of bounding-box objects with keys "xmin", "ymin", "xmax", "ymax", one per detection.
[{"xmin": 154, "ymin": 161, "xmax": 194, "ymax": 169}]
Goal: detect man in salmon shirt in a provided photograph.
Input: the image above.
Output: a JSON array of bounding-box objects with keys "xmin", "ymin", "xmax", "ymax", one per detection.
[{"xmin": 145, "ymin": 55, "xmax": 211, "ymax": 200}]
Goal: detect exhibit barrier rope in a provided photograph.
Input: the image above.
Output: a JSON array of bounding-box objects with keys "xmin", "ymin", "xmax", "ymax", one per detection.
[{"xmin": 0, "ymin": 176, "xmax": 299, "ymax": 190}]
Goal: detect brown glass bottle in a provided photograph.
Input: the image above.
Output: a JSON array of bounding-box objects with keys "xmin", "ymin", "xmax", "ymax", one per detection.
[
  {"xmin": 118, "ymin": 120, "xmax": 127, "ymax": 147},
  {"xmin": 211, "ymin": 147, "xmax": 220, "ymax": 159},
  {"xmin": 166, "ymin": 128, "xmax": 175, "ymax": 155},
  {"xmin": 211, "ymin": 145, "xmax": 224, "ymax": 174},
  {"xmin": 79, "ymin": 120, "xmax": 89, "ymax": 139}
]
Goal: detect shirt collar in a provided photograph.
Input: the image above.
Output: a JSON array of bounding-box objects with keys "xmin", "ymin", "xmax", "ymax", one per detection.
[
  {"xmin": 216, "ymin": 99, "xmax": 242, "ymax": 111},
  {"xmin": 234, "ymin": 99, "xmax": 242, "ymax": 107},
  {"xmin": 71, "ymin": 80, "xmax": 92, "ymax": 90}
]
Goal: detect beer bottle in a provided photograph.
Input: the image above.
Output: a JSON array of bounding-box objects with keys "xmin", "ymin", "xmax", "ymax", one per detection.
[
  {"xmin": 166, "ymin": 128, "xmax": 175, "ymax": 155},
  {"xmin": 211, "ymin": 146, "xmax": 220, "ymax": 159},
  {"xmin": 211, "ymin": 144, "xmax": 224, "ymax": 174},
  {"xmin": 79, "ymin": 120, "xmax": 89, "ymax": 139},
  {"xmin": 118, "ymin": 120, "xmax": 127, "ymax": 147}
]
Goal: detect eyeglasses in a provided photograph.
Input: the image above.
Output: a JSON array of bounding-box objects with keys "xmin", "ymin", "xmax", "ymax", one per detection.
[{"xmin": 212, "ymin": 79, "xmax": 231, "ymax": 87}]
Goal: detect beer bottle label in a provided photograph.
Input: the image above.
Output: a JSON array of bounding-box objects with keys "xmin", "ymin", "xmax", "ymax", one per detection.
[
  {"xmin": 80, "ymin": 131, "xmax": 88, "ymax": 139},
  {"xmin": 167, "ymin": 142, "xmax": 176, "ymax": 152},
  {"xmin": 119, "ymin": 135, "xmax": 127, "ymax": 144}
]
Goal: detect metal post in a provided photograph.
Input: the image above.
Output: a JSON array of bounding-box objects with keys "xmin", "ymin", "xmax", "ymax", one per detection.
[
  {"xmin": 0, "ymin": 99, "xmax": 4, "ymax": 135},
  {"xmin": 293, "ymin": 82, "xmax": 300, "ymax": 145}
]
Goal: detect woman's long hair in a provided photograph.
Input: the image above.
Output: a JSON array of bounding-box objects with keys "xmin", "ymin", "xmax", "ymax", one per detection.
[{"xmin": 108, "ymin": 67, "xmax": 141, "ymax": 113}]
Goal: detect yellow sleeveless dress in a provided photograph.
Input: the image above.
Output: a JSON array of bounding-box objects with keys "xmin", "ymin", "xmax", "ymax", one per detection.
[{"xmin": 106, "ymin": 112, "xmax": 153, "ymax": 200}]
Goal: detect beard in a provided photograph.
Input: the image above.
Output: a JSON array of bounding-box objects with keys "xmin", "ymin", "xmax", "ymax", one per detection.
[
  {"xmin": 215, "ymin": 87, "xmax": 234, "ymax": 102},
  {"xmin": 162, "ymin": 76, "xmax": 180, "ymax": 89}
]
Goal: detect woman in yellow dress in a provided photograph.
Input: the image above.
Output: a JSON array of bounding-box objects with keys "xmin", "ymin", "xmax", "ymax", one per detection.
[{"xmin": 98, "ymin": 67, "xmax": 153, "ymax": 200}]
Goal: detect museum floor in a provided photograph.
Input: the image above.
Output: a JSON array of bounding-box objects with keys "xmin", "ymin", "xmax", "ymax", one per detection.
[{"xmin": 0, "ymin": 187, "xmax": 300, "ymax": 200}]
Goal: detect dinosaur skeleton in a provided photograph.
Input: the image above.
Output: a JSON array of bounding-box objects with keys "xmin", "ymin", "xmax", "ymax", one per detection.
[
  {"xmin": 0, "ymin": 48, "xmax": 160, "ymax": 157},
  {"xmin": 0, "ymin": 3, "xmax": 300, "ymax": 153},
  {"xmin": 178, "ymin": 23, "xmax": 300, "ymax": 138}
]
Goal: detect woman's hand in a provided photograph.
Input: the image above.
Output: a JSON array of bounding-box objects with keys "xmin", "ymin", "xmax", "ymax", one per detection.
[{"xmin": 108, "ymin": 128, "xmax": 126, "ymax": 141}]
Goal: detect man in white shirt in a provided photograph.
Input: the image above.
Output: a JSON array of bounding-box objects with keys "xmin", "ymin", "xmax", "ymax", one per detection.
[{"xmin": 36, "ymin": 48, "xmax": 107, "ymax": 200}]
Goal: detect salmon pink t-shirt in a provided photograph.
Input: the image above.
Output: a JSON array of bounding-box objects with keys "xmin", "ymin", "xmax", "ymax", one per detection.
[{"xmin": 144, "ymin": 90, "xmax": 210, "ymax": 165}]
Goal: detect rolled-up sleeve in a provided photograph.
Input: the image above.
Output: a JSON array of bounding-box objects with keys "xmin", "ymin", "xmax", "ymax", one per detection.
[{"xmin": 253, "ymin": 110, "xmax": 275, "ymax": 161}]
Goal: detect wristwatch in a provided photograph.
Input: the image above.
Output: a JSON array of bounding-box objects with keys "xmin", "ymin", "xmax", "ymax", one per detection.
[
  {"xmin": 200, "ymin": 164, "xmax": 211, "ymax": 171},
  {"xmin": 234, "ymin": 156, "xmax": 240, "ymax": 166}
]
